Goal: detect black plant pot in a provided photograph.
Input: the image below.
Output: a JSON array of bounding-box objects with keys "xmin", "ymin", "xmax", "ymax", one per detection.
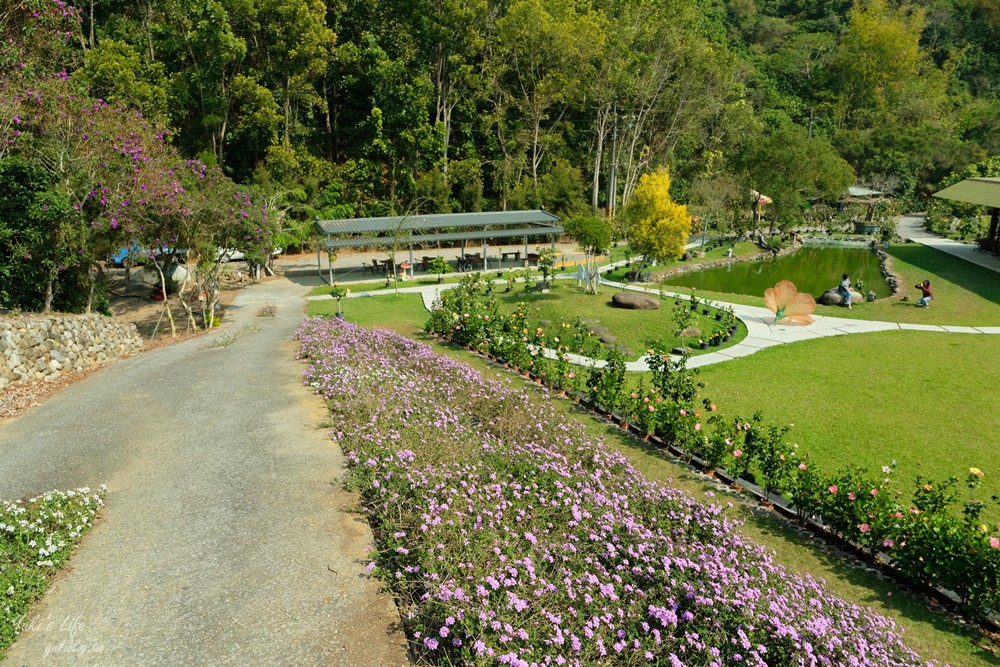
[
  {"xmin": 690, "ymin": 304, "xmax": 698, "ymax": 311},
  {"xmin": 702, "ymin": 309, "xmax": 710, "ymax": 316},
  {"xmin": 715, "ymin": 313, "xmax": 723, "ymax": 321},
  {"xmin": 699, "ymin": 342, "xmax": 709, "ymax": 350},
  {"xmin": 723, "ymin": 335, "xmax": 731, "ymax": 343},
  {"xmin": 711, "ymin": 338, "xmax": 720, "ymax": 347}
]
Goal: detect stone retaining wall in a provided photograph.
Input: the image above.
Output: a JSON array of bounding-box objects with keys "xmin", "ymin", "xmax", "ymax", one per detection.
[{"xmin": 0, "ymin": 314, "xmax": 144, "ymax": 389}]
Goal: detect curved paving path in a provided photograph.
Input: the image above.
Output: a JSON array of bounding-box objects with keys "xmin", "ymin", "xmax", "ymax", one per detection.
[{"xmin": 0, "ymin": 279, "xmax": 409, "ymax": 666}]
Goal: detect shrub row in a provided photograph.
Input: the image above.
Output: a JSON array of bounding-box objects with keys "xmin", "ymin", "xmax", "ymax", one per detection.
[
  {"xmin": 423, "ymin": 281, "xmax": 1000, "ymax": 619},
  {"xmin": 298, "ymin": 317, "xmax": 939, "ymax": 666}
]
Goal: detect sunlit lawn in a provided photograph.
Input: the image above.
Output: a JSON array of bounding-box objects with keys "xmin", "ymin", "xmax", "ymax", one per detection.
[
  {"xmin": 696, "ymin": 330, "xmax": 1000, "ymax": 510},
  {"xmin": 494, "ymin": 282, "xmax": 746, "ymax": 356}
]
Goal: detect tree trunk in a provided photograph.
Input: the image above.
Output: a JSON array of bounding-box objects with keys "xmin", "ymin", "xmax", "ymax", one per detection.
[
  {"xmin": 43, "ymin": 279, "xmax": 54, "ymax": 314},
  {"xmin": 591, "ymin": 103, "xmax": 611, "ymax": 213}
]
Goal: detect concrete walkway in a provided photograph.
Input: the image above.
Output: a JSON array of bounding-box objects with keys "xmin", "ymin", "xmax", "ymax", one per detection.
[
  {"xmin": 307, "ymin": 225, "xmax": 1000, "ymax": 371},
  {"xmin": 0, "ymin": 279, "xmax": 409, "ymax": 666},
  {"xmin": 897, "ymin": 213, "xmax": 1000, "ymax": 273}
]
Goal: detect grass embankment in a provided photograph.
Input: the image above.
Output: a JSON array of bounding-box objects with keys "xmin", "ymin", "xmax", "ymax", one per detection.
[
  {"xmin": 1, "ymin": 487, "xmax": 105, "ymax": 654},
  {"xmin": 301, "ymin": 319, "xmax": 959, "ymax": 666}
]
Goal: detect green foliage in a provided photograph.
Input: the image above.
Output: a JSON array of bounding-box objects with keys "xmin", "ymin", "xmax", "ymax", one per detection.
[{"xmin": 0, "ymin": 158, "xmax": 83, "ymax": 312}]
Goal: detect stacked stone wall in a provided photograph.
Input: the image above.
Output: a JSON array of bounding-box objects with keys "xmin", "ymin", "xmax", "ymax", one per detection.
[{"xmin": 0, "ymin": 314, "xmax": 144, "ymax": 389}]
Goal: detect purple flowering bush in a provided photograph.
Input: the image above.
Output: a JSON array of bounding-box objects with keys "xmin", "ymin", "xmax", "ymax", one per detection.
[{"xmin": 297, "ymin": 317, "xmax": 937, "ymax": 666}]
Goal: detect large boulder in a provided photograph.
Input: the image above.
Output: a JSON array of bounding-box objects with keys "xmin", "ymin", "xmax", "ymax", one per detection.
[
  {"xmin": 612, "ymin": 292, "xmax": 661, "ymax": 310},
  {"xmin": 819, "ymin": 288, "xmax": 865, "ymax": 307}
]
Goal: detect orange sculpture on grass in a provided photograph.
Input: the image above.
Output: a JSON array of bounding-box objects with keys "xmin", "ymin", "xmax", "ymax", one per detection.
[{"xmin": 764, "ymin": 280, "xmax": 816, "ymax": 325}]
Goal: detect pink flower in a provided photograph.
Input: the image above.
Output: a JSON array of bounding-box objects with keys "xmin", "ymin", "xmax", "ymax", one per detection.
[
  {"xmin": 679, "ymin": 409, "xmax": 686, "ymax": 416},
  {"xmin": 732, "ymin": 449, "xmax": 743, "ymax": 457},
  {"xmin": 694, "ymin": 423, "xmax": 701, "ymax": 431},
  {"xmin": 882, "ymin": 538, "xmax": 894, "ymax": 548},
  {"xmin": 990, "ymin": 537, "xmax": 1000, "ymax": 549},
  {"xmin": 870, "ymin": 488, "xmax": 878, "ymax": 496},
  {"xmin": 829, "ymin": 485, "xmax": 838, "ymax": 494},
  {"xmin": 798, "ymin": 463, "xmax": 808, "ymax": 470},
  {"xmin": 647, "ymin": 405, "xmax": 655, "ymax": 412},
  {"xmin": 848, "ymin": 492, "xmax": 857, "ymax": 501},
  {"xmin": 859, "ymin": 523, "xmax": 871, "ymax": 533}
]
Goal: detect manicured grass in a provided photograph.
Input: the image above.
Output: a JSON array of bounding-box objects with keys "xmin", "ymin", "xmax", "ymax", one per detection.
[
  {"xmin": 494, "ymin": 282, "xmax": 744, "ymax": 357},
  {"xmin": 308, "ymin": 293, "xmax": 429, "ymax": 332},
  {"xmin": 696, "ymin": 330, "xmax": 1000, "ymax": 510}
]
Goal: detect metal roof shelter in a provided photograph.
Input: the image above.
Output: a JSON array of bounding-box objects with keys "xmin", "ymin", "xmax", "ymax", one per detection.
[
  {"xmin": 933, "ymin": 178, "xmax": 1000, "ymax": 249},
  {"xmin": 313, "ymin": 210, "xmax": 564, "ymax": 283}
]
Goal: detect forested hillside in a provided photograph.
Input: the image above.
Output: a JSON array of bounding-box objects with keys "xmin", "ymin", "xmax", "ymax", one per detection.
[{"xmin": 1, "ymin": 0, "xmax": 998, "ymax": 307}]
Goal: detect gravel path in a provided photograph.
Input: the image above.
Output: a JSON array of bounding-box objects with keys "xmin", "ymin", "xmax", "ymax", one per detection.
[{"xmin": 0, "ymin": 279, "xmax": 410, "ymax": 666}]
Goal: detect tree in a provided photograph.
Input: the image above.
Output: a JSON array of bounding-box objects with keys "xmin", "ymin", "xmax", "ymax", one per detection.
[
  {"xmin": 732, "ymin": 123, "xmax": 854, "ymax": 232},
  {"xmin": 832, "ymin": 0, "xmax": 927, "ymax": 127},
  {"xmin": 563, "ymin": 215, "xmax": 611, "ymax": 294},
  {"xmin": 621, "ymin": 168, "xmax": 692, "ymax": 265},
  {"xmin": 0, "ymin": 158, "xmax": 83, "ymax": 312}
]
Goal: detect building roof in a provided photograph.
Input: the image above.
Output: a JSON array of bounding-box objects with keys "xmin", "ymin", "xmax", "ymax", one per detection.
[
  {"xmin": 846, "ymin": 186, "xmax": 884, "ymax": 198},
  {"xmin": 932, "ymin": 177, "xmax": 1000, "ymax": 208},
  {"xmin": 314, "ymin": 209, "xmax": 564, "ymax": 250},
  {"xmin": 315, "ymin": 210, "xmax": 561, "ymax": 236},
  {"xmin": 321, "ymin": 226, "xmax": 565, "ymax": 250}
]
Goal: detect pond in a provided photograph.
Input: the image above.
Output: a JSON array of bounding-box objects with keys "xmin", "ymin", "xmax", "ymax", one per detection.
[{"xmin": 663, "ymin": 247, "xmax": 892, "ymax": 299}]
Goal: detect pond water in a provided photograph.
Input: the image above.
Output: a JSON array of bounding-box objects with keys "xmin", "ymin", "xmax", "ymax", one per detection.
[{"xmin": 663, "ymin": 247, "xmax": 891, "ymax": 299}]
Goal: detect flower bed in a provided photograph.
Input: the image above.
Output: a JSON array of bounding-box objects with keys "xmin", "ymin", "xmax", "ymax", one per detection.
[
  {"xmin": 1, "ymin": 486, "xmax": 106, "ymax": 653},
  {"xmin": 297, "ymin": 317, "xmax": 936, "ymax": 666}
]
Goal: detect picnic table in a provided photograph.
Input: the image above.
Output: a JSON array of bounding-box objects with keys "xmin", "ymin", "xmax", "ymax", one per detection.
[{"xmin": 501, "ymin": 250, "xmax": 521, "ymax": 262}]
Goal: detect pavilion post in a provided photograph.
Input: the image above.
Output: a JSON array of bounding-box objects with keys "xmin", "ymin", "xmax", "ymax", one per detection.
[
  {"xmin": 409, "ymin": 245, "xmax": 414, "ymax": 278},
  {"xmin": 990, "ymin": 208, "xmax": 999, "ymax": 242}
]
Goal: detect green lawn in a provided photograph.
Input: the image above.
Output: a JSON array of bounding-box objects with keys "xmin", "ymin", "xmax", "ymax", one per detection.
[
  {"xmin": 308, "ymin": 292, "xmax": 429, "ymax": 331},
  {"xmin": 494, "ymin": 282, "xmax": 745, "ymax": 357},
  {"xmin": 696, "ymin": 330, "xmax": 1000, "ymax": 511}
]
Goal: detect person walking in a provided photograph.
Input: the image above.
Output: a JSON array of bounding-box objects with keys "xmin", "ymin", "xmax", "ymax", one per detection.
[
  {"xmin": 838, "ymin": 273, "xmax": 853, "ymax": 309},
  {"xmin": 915, "ymin": 280, "xmax": 933, "ymax": 308}
]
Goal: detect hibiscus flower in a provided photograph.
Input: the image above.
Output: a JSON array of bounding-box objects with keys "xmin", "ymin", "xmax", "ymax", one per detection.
[{"xmin": 764, "ymin": 280, "xmax": 816, "ymax": 325}]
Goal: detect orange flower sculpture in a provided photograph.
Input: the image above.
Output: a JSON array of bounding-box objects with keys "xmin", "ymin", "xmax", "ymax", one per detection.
[{"xmin": 764, "ymin": 280, "xmax": 816, "ymax": 325}]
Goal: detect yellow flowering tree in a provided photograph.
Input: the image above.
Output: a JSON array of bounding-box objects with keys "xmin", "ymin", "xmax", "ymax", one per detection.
[{"xmin": 622, "ymin": 168, "xmax": 693, "ymax": 265}]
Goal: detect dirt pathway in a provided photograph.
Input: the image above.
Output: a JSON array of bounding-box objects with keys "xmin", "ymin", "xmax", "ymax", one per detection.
[{"xmin": 0, "ymin": 279, "xmax": 409, "ymax": 666}]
